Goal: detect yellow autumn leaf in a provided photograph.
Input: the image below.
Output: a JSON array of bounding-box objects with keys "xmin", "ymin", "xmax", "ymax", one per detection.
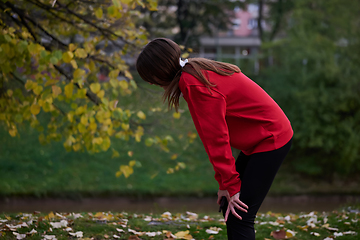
[
  {"xmin": 124, "ymin": 70, "xmax": 133, "ymax": 79},
  {"xmin": 78, "ymin": 123, "xmax": 86, "ymax": 133},
  {"xmin": 97, "ymin": 90, "xmax": 105, "ymax": 99},
  {"xmin": 77, "ymin": 88, "xmax": 87, "ymax": 98},
  {"xmin": 145, "ymin": 138, "xmax": 153, "ymax": 147},
  {"xmin": 7, "ymin": 89, "xmax": 13, "ymax": 97},
  {"xmin": 67, "ymin": 112, "xmax": 74, "ymax": 122},
  {"xmin": 89, "ymin": 122, "xmax": 97, "ymax": 131},
  {"xmin": 8, "ymin": 128, "xmax": 17, "ymax": 137},
  {"xmin": 112, "ymin": 0, "xmax": 122, "ymax": 7},
  {"xmin": 80, "ymin": 115, "xmax": 88, "ymax": 125},
  {"xmin": 109, "ymin": 69, "xmax": 120, "ymax": 79},
  {"xmin": 110, "ymin": 78, "xmax": 118, "ymax": 88},
  {"xmin": 171, "ymin": 154, "xmax": 178, "ymax": 160},
  {"xmin": 112, "ymin": 149, "xmax": 120, "ymax": 158},
  {"xmin": 95, "ymin": 7, "xmax": 103, "ymax": 19},
  {"xmin": 62, "ymin": 51, "xmax": 74, "ymax": 63},
  {"xmin": 174, "ymin": 230, "xmax": 193, "ymax": 240},
  {"xmin": 147, "ymin": 0, "xmax": 157, "ymax": 11},
  {"xmin": 45, "ymin": 212, "xmax": 55, "ymax": 220},
  {"xmin": 181, "ymin": 52, "xmax": 189, "ymax": 59},
  {"xmin": 119, "ymin": 80, "xmax": 128, "ymax": 89},
  {"xmin": 69, "ymin": 43, "xmax": 77, "ymax": 52},
  {"xmin": 92, "ymin": 137, "xmax": 103, "ymax": 145},
  {"xmin": 137, "ymin": 111, "xmax": 146, "ymax": 120},
  {"xmin": 52, "ymin": 85, "xmax": 62, "ymax": 98},
  {"xmin": 90, "ymin": 83, "xmax": 101, "ymax": 93},
  {"xmin": 129, "ymin": 160, "xmax": 136, "ymax": 167},
  {"xmin": 33, "ymin": 85, "xmax": 43, "ymax": 95},
  {"xmin": 120, "ymin": 165, "xmax": 133, "ymax": 178},
  {"xmin": 30, "ymin": 104, "xmax": 41, "ymax": 115},
  {"xmin": 128, "ymin": 151, "xmax": 133, "ymax": 157},
  {"xmin": 70, "ymin": 59, "xmax": 78, "ymax": 69},
  {"xmin": 73, "ymin": 143, "xmax": 81, "ymax": 151},
  {"xmin": 73, "ymin": 69, "xmax": 85, "ymax": 79},
  {"xmin": 177, "ymin": 162, "xmax": 186, "ymax": 169},
  {"xmin": 75, "ymin": 48, "xmax": 88, "ymax": 58},
  {"xmin": 101, "ymin": 136, "xmax": 111, "ymax": 151},
  {"xmin": 64, "ymin": 83, "xmax": 74, "ymax": 98},
  {"xmin": 89, "ymin": 60, "xmax": 96, "ymax": 72},
  {"xmin": 173, "ymin": 112, "xmax": 181, "ymax": 119},
  {"xmin": 44, "ymin": 79, "xmax": 58, "ymax": 87},
  {"xmin": 25, "ymin": 80, "xmax": 33, "ymax": 90},
  {"xmin": 121, "ymin": 123, "xmax": 129, "ymax": 131}
]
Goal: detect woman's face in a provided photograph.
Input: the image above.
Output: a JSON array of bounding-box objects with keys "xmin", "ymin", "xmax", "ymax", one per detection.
[
  {"xmin": 149, "ymin": 77, "xmax": 168, "ymax": 91},
  {"xmin": 149, "ymin": 83, "xmax": 168, "ymax": 91}
]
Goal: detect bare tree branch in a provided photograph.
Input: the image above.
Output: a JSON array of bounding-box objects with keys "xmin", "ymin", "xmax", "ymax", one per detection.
[
  {"xmin": 258, "ymin": 0, "xmax": 264, "ymax": 41},
  {"xmin": 269, "ymin": 0, "xmax": 283, "ymax": 41},
  {"xmin": 55, "ymin": 0, "xmax": 134, "ymax": 48},
  {"xmin": 2, "ymin": 2, "xmax": 37, "ymax": 41}
]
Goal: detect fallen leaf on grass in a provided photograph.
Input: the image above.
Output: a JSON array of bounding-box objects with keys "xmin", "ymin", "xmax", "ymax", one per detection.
[
  {"xmin": 271, "ymin": 229, "xmax": 286, "ymax": 239},
  {"xmin": 44, "ymin": 212, "xmax": 55, "ymax": 221},
  {"xmin": 13, "ymin": 232, "xmax": 26, "ymax": 239},
  {"xmin": 128, "ymin": 236, "xmax": 140, "ymax": 240},
  {"xmin": 71, "ymin": 213, "xmax": 83, "ymax": 219},
  {"xmin": 270, "ymin": 229, "xmax": 296, "ymax": 239},
  {"xmin": 206, "ymin": 229, "xmax": 219, "ymax": 234},
  {"xmin": 174, "ymin": 230, "xmax": 193, "ymax": 239},
  {"xmin": 162, "ymin": 211, "xmax": 172, "ymax": 219},
  {"xmin": 310, "ymin": 232, "xmax": 320, "ymax": 236},
  {"xmin": 206, "ymin": 227, "xmax": 223, "ymax": 234},
  {"xmin": 43, "ymin": 235, "xmax": 57, "ymax": 240},
  {"xmin": 49, "ymin": 220, "xmax": 68, "ymax": 228},
  {"xmin": 69, "ymin": 231, "xmax": 83, "ymax": 238}
]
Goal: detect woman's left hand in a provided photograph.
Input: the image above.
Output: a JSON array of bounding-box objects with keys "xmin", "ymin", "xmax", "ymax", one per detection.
[{"xmin": 217, "ymin": 190, "xmax": 248, "ymax": 222}]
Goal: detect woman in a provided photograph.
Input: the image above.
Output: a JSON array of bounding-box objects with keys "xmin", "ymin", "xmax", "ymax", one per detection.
[{"xmin": 136, "ymin": 38, "xmax": 293, "ymax": 240}]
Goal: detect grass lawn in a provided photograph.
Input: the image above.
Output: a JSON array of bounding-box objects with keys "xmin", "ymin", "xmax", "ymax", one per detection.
[
  {"xmin": 0, "ymin": 206, "xmax": 359, "ymax": 240},
  {"xmin": 1, "ymin": 73, "xmax": 360, "ymax": 198}
]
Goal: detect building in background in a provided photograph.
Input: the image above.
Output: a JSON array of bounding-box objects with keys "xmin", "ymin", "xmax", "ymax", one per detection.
[{"xmin": 197, "ymin": 4, "xmax": 268, "ymax": 74}]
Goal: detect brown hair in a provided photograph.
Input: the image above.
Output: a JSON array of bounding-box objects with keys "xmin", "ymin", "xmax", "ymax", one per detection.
[{"xmin": 136, "ymin": 38, "xmax": 240, "ymax": 111}]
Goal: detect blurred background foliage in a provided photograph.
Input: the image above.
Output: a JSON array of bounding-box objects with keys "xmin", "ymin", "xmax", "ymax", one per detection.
[{"xmin": 0, "ymin": 0, "xmax": 359, "ymax": 198}]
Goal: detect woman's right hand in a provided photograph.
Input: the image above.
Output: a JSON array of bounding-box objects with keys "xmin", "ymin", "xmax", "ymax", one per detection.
[{"xmin": 217, "ymin": 190, "xmax": 248, "ymax": 222}]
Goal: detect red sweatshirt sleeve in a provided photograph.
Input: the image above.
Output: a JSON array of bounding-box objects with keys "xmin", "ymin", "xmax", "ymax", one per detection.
[{"xmin": 181, "ymin": 84, "xmax": 241, "ymax": 197}]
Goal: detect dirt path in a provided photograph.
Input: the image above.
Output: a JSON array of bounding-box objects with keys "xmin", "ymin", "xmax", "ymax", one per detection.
[{"xmin": 1, "ymin": 195, "xmax": 359, "ymax": 214}]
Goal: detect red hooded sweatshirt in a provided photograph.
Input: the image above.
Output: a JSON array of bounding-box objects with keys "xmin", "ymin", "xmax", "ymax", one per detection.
[{"xmin": 179, "ymin": 71, "xmax": 293, "ymax": 197}]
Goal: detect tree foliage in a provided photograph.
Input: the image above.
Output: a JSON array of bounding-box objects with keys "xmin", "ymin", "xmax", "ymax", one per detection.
[
  {"xmin": 257, "ymin": 0, "xmax": 360, "ymax": 177},
  {"xmin": 0, "ymin": 0, "xmax": 185, "ymax": 177},
  {"xmin": 137, "ymin": 0, "xmax": 244, "ymax": 46}
]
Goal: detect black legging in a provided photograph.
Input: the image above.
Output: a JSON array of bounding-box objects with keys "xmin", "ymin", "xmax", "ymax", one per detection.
[{"xmin": 221, "ymin": 138, "xmax": 292, "ymax": 240}]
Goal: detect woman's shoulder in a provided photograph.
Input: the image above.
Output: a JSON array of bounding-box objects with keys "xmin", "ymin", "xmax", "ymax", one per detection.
[{"xmin": 179, "ymin": 71, "xmax": 201, "ymax": 85}]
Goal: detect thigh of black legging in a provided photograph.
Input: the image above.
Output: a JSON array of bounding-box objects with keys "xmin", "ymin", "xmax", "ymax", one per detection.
[
  {"xmin": 225, "ymin": 140, "xmax": 292, "ymax": 239},
  {"xmin": 235, "ymin": 151, "xmax": 250, "ymax": 181}
]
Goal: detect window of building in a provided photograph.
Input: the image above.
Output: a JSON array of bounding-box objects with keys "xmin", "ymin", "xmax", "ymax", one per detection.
[
  {"xmin": 248, "ymin": 18, "xmax": 258, "ymax": 30},
  {"xmin": 232, "ymin": 19, "xmax": 241, "ymax": 30}
]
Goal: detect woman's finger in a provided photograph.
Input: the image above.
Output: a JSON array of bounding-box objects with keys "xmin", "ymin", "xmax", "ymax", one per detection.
[
  {"xmin": 233, "ymin": 200, "xmax": 248, "ymax": 212},
  {"xmin": 224, "ymin": 206, "xmax": 231, "ymax": 222},
  {"xmin": 234, "ymin": 204, "xmax": 248, "ymax": 213},
  {"xmin": 235, "ymin": 199, "xmax": 248, "ymax": 209},
  {"xmin": 230, "ymin": 205, "xmax": 242, "ymax": 220}
]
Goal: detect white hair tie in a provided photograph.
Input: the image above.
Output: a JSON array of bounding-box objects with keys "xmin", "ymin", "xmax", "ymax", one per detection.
[{"xmin": 179, "ymin": 58, "xmax": 188, "ymax": 67}]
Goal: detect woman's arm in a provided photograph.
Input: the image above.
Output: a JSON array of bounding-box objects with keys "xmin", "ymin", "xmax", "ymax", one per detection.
[{"xmin": 182, "ymin": 84, "xmax": 241, "ymax": 197}]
